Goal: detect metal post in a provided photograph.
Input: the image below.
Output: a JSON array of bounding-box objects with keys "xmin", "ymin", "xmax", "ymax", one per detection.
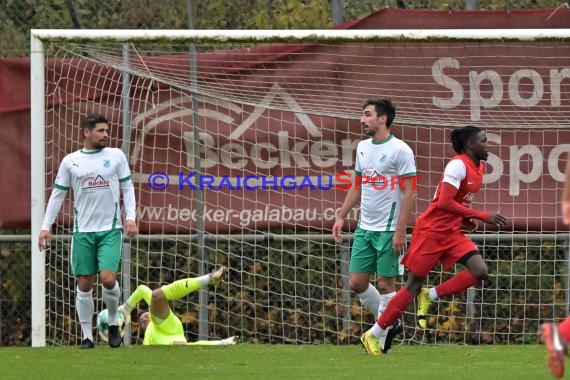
[
  {"xmin": 465, "ymin": 0, "xmax": 478, "ymax": 10},
  {"xmin": 332, "ymin": 0, "xmax": 343, "ymax": 25},
  {"xmin": 30, "ymin": 31, "xmax": 47, "ymax": 347},
  {"xmin": 0, "ymin": 253, "xmax": 3, "ymax": 345},
  {"xmin": 121, "ymin": 242, "xmax": 131, "ymax": 345},
  {"xmin": 187, "ymin": 0, "xmax": 208, "ymax": 341},
  {"xmin": 466, "ymin": 286, "xmax": 479, "ymax": 343},
  {"xmin": 340, "ymin": 241, "xmax": 351, "ymax": 331},
  {"xmin": 121, "ymin": 43, "xmax": 133, "ymax": 346},
  {"xmin": 552, "ymin": 236, "xmax": 570, "ymax": 316},
  {"xmin": 121, "ymin": 44, "xmax": 132, "ymax": 157}
]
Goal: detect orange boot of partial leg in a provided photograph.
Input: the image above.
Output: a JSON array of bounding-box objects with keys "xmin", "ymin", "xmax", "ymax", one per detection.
[{"xmin": 540, "ymin": 323, "xmax": 565, "ymax": 378}]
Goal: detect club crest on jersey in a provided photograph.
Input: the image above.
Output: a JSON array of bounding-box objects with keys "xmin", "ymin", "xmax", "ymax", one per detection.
[
  {"xmin": 379, "ymin": 154, "xmax": 387, "ymax": 162},
  {"xmin": 103, "ymin": 159, "xmax": 111, "ymax": 168}
]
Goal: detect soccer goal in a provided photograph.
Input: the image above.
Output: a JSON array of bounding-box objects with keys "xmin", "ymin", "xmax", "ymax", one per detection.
[{"xmin": 31, "ymin": 29, "xmax": 570, "ymax": 347}]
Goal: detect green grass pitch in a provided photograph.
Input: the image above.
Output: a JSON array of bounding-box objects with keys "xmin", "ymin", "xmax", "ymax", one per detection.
[{"xmin": 0, "ymin": 344, "xmax": 551, "ymax": 380}]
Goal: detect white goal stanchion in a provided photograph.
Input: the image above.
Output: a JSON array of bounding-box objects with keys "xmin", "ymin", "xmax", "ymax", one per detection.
[{"xmin": 31, "ymin": 29, "xmax": 570, "ymax": 347}]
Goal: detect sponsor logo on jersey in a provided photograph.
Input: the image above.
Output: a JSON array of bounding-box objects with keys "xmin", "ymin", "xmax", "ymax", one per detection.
[
  {"xmin": 463, "ymin": 192, "xmax": 475, "ymax": 204},
  {"xmin": 81, "ymin": 174, "xmax": 110, "ymax": 191}
]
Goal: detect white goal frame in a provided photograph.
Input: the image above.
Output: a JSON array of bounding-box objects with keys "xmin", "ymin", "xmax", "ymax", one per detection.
[{"xmin": 30, "ymin": 28, "xmax": 570, "ymax": 347}]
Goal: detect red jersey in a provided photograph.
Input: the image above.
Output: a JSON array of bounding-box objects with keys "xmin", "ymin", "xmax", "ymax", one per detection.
[{"xmin": 416, "ymin": 154, "xmax": 488, "ymax": 234}]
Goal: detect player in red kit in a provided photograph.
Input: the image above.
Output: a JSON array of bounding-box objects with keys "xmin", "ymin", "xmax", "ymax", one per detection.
[
  {"xmin": 360, "ymin": 125, "xmax": 507, "ymax": 355},
  {"xmin": 539, "ymin": 150, "xmax": 570, "ymax": 378}
]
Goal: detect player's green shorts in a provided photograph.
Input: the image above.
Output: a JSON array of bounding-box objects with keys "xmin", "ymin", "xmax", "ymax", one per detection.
[
  {"xmin": 71, "ymin": 228, "xmax": 122, "ymax": 275},
  {"xmin": 143, "ymin": 311, "xmax": 186, "ymax": 345},
  {"xmin": 349, "ymin": 228, "xmax": 401, "ymax": 277}
]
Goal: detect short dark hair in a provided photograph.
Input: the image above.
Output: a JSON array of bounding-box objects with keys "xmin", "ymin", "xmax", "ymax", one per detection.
[
  {"xmin": 450, "ymin": 125, "xmax": 482, "ymax": 154},
  {"xmin": 361, "ymin": 99, "xmax": 396, "ymax": 127},
  {"xmin": 82, "ymin": 114, "xmax": 108, "ymax": 130}
]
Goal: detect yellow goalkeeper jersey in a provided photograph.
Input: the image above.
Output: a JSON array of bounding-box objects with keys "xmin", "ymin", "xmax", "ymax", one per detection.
[{"xmin": 143, "ymin": 311, "xmax": 186, "ymax": 345}]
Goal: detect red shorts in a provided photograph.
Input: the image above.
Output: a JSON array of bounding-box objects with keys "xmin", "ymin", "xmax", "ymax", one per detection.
[{"xmin": 401, "ymin": 229, "xmax": 478, "ymax": 277}]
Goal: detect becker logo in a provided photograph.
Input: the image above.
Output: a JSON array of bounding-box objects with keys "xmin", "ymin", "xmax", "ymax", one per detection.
[
  {"xmin": 130, "ymin": 83, "xmax": 360, "ymax": 171},
  {"xmin": 80, "ymin": 175, "xmax": 110, "ymax": 190}
]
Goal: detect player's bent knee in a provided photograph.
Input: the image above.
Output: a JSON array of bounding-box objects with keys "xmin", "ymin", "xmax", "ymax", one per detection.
[
  {"xmin": 99, "ymin": 273, "xmax": 117, "ymax": 289},
  {"xmin": 101, "ymin": 279, "xmax": 117, "ymax": 289},
  {"xmin": 407, "ymin": 282, "xmax": 423, "ymax": 295},
  {"xmin": 151, "ymin": 288, "xmax": 166, "ymax": 303},
  {"xmin": 405, "ymin": 272, "xmax": 426, "ymax": 294},
  {"xmin": 349, "ymin": 281, "xmax": 368, "ymax": 293},
  {"xmin": 472, "ymin": 268, "xmax": 489, "ymax": 282}
]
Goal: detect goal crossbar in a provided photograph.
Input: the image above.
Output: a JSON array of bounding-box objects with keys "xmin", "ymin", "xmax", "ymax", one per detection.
[{"xmin": 30, "ymin": 28, "xmax": 570, "ymax": 43}]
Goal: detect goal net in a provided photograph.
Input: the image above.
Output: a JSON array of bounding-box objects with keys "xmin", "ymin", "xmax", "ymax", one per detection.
[{"xmin": 31, "ymin": 29, "xmax": 570, "ymax": 347}]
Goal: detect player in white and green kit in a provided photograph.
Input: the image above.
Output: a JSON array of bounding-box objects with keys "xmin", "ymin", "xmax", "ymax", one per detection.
[
  {"xmin": 332, "ymin": 99, "xmax": 416, "ymax": 352},
  {"xmin": 119, "ymin": 266, "xmax": 238, "ymax": 346},
  {"xmin": 38, "ymin": 114, "xmax": 138, "ymax": 349}
]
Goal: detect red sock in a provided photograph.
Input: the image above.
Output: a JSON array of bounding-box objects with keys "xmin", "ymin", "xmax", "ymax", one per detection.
[
  {"xmin": 377, "ymin": 287, "xmax": 414, "ymax": 329},
  {"xmin": 434, "ymin": 270, "xmax": 479, "ymax": 298},
  {"xmin": 558, "ymin": 317, "xmax": 570, "ymax": 344}
]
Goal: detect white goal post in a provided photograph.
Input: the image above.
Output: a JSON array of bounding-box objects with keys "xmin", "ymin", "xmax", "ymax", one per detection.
[{"xmin": 31, "ymin": 29, "xmax": 570, "ymax": 348}]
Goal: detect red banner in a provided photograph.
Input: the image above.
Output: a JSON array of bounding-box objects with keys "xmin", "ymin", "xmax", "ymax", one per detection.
[{"xmin": 124, "ymin": 105, "xmax": 569, "ymax": 233}]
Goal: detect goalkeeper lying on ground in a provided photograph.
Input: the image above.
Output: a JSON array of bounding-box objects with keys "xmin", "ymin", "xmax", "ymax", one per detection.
[{"xmin": 119, "ymin": 266, "xmax": 238, "ymax": 346}]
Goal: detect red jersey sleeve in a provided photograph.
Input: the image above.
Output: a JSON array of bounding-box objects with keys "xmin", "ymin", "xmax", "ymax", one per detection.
[{"xmin": 437, "ymin": 182, "xmax": 491, "ymax": 221}]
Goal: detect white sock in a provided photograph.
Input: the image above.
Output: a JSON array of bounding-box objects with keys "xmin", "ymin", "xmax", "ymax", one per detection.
[
  {"xmin": 198, "ymin": 274, "xmax": 210, "ymax": 288},
  {"xmin": 357, "ymin": 283, "xmax": 381, "ymax": 316},
  {"xmin": 76, "ymin": 288, "xmax": 94, "ymax": 341},
  {"xmin": 371, "ymin": 323, "xmax": 386, "ymax": 338},
  {"xmin": 429, "ymin": 287, "xmax": 439, "ymax": 301},
  {"xmin": 102, "ymin": 281, "xmax": 121, "ymax": 325},
  {"xmin": 377, "ymin": 291, "xmax": 396, "ymax": 318}
]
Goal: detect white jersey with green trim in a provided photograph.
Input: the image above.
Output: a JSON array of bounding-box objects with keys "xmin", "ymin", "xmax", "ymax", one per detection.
[
  {"xmin": 53, "ymin": 147, "xmax": 133, "ymax": 232},
  {"xmin": 354, "ymin": 135, "xmax": 416, "ymax": 231}
]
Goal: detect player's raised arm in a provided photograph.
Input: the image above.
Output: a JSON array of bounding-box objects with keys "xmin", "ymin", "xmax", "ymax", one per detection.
[{"xmin": 437, "ymin": 181, "xmax": 489, "ymax": 221}]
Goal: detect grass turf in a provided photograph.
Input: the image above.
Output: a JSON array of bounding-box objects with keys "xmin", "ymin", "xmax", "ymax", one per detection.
[{"xmin": 0, "ymin": 343, "xmax": 550, "ymax": 380}]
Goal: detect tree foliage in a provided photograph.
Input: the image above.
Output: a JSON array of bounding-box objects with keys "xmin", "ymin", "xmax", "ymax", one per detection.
[{"xmin": 0, "ymin": 0, "xmax": 560, "ymax": 57}]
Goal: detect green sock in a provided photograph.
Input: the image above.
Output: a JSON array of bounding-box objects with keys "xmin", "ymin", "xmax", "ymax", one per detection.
[
  {"xmin": 162, "ymin": 278, "xmax": 201, "ymax": 301},
  {"xmin": 126, "ymin": 285, "xmax": 152, "ymax": 309}
]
